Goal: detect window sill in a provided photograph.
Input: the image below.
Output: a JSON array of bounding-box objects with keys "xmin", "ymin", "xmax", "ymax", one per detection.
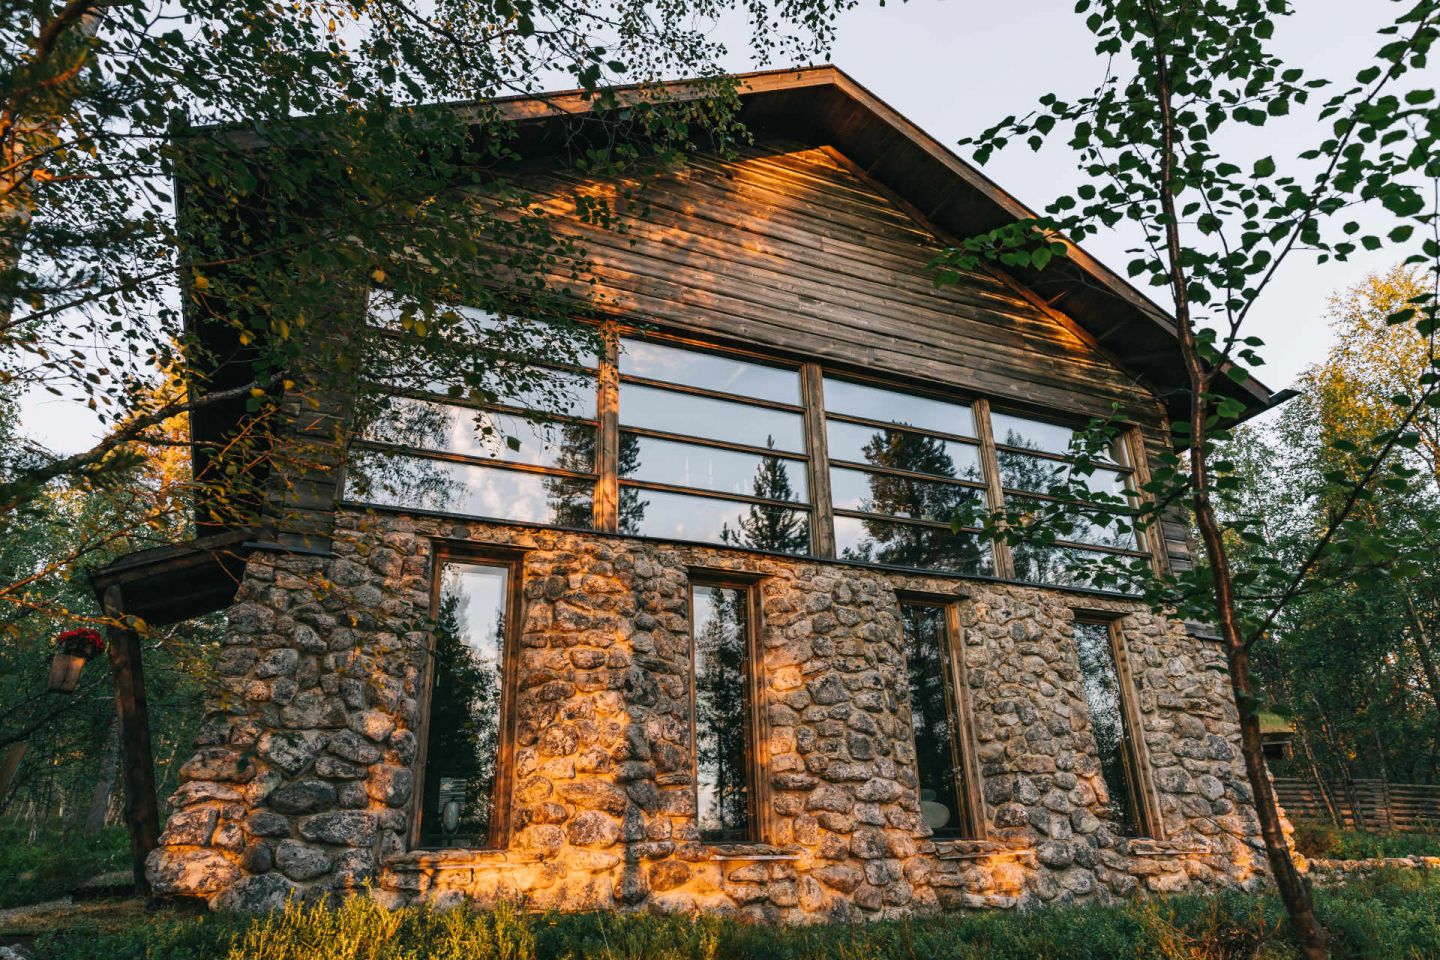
[
  {"xmin": 1122, "ymin": 837, "xmax": 1217, "ymax": 858},
  {"xmin": 388, "ymin": 849, "xmax": 543, "ymax": 871},
  {"xmin": 931, "ymin": 839, "xmax": 1033, "ymax": 861},
  {"xmin": 698, "ymin": 843, "xmax": 802, "ymax": 861}
]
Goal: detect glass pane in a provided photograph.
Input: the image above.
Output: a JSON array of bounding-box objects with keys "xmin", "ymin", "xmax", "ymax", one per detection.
[
  {"xmin": 371, "ymin": 296, "xmax": 601, "ymax": 367},
  {"xmin": 621, "ymin": 338, "xmax": 798, "ymax": 404},
  {"xmin": 826, "ymin": 420, "xmax": 983, "ymax": 481},
  {"xmin": 621, "ymin": 383, "xmax": 806, "ymax": 453},
  {"xmin": 619, "ymin": 488, "xmax": 811, "ymax": 554},
  {"xmin": 997, "ymin": 449, "xmax": 1127, "ymax": 497},
  {"xmin": 834, "ymin": 516, "xmax": 992, "ymax": 575},
  {"xmin": 364, "ymin": 397, "xmax": 596, "ymax": 472},
  {"xmin": 346, "ymin": 450, "xmax": 594, "ymax": 528},
  {"xmin": 621, "ymin": 435, "xmax": 807, "ymax": 502},
  {"xmin": 831, "ymin": 467, "xmax": 984, "ymax": 524},
  {"xmin": 990, "ymin": 411, "xmax": 1079, "ymax": 455},
  {"xmin": 901, "ymin": 604, "xmax": 969, "ymax": 839},
  {"xmin": 1011, "ymin": 543, "xmax": 1145, "ymax": 590},
  {"xmin": 692, "ymin": 584, "xmax": 753, "ymax": 842},
  {"xmin": 369, "ymin": 356, "xmax": 597, "ymax": 419},
  {"xmin": 1073, "ymin": 622, "xmax": 1140, "ymax": 835},
  {"xmin": 419, "ymin": 562, "xmax": 510, "ymax": 847},
  {"xmin": 1005, "ymin": 497, "xmax": 1139, "ymax": 551},
  {"xmin": 824, "ymin": 377, "xmax": 974, "ymax": 436}
]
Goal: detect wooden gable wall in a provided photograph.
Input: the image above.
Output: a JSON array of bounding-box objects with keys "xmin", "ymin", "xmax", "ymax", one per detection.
[{"xmin": 504, "ymin": 142, "xmax": 1194, "ymax": 574}]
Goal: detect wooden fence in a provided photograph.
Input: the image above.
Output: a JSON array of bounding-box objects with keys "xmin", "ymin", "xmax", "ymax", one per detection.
[{"xmin": 1274, "ymin": 777, "xmax": 1440, "ymax": 833}]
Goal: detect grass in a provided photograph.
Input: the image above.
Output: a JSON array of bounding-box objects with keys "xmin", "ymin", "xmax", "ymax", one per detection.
[
  {"xmin": 23, "ymin": 869, "xmax": 1440, "ymax": 960},
  {"xmin": 0, "ymin": 822, "xmax": 130, "ymax": 909},
  {"xmin": 1292, "ymin": 822, "xmax": 1440, "ymax": 860}
]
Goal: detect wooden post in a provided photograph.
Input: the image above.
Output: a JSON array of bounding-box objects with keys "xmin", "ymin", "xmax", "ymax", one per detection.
[{"xmin": 103, "ymin": 584, "xmax": 160, "ymax": 896}]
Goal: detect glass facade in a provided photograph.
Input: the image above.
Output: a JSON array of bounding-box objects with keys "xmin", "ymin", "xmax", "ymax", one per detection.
[{"xmin": 347, "ymin": 302, "xmax": 1157, "ymax": 588}]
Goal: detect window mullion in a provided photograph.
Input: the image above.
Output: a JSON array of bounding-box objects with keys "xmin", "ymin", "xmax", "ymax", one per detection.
[
  {"xmin": 801, "ymin": 363, "xmax": 836, "ymax": 558},
  {"xmin": 594, "ymin": 324, "xmax": 620, "ymax": 533},
  {"xmin": 972, "ymin": 399, "xmax": 1015, "ymax": 579}
]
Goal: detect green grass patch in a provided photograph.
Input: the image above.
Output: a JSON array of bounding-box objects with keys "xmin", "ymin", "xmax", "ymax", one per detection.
[
  {"xmin": 0, "ymin": 822, "xmax": 129, "ymax": 909},
  {"xmin": 1293, "ymin": 822, "xmax": 1440, "ymax": 860},
  {"xmin": 29, "ymin": 869, "xmax": 1440, "ymax": 960}
]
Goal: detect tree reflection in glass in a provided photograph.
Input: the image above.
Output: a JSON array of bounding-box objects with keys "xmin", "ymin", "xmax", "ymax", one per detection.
[
  {"xmin": 419, "ymin": 562, "xmax": 510, "ymax": 848},
  {"xmin": 721, "ymin": 438, "xmax": 811, "ymax": 554},
  {"xmin": 1073, "ymin": 621, "xmax": 1141, "ymax": 835},
  {"xmin": 901, "ymin": 603, "xmax": 971, "ymax": 838},
  {"xmin": 692, "ymin": 584, "xmax": 752, "ymax": 842}
]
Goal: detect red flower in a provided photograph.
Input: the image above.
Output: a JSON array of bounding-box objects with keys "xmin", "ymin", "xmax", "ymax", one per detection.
[{"xmin": 56, "ymin": 628, "xmax": 105, "ymax": 659}]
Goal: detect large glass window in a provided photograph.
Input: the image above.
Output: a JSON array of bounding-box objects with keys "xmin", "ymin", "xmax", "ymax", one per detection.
[
  {"xmin": 900, "ymin": 602, "xmax": 978, "ymax": 839},
  {"xmin": 690, "ymin": 582, "xmax": 756, "ymax": 842},
  {"xmin": 1073, "ymin": 620, "xmax": 1146, "ymax": 836},
  {"xmin": 419, "ymin": 559, "xmax": 515, "ymax": 849},
  {"xmin": 347, "ymin": 298, "xmax": 1161, "ymax": 589},
  {"xmin": 993, "ymin": 410, "xmax": 1147, "ymax": 588},
  {"xmin": 825, "ymin": 376, "xmax": 991, "ymax": 575},
  {"xmin": 349, "ymin": 300, "xmax": 598, "ymax": 529},
  {"xmin": 618, "ymin": 337, "xmax": 812, "ymax": 554}
]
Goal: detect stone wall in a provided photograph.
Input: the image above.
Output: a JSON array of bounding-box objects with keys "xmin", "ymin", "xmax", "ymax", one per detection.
[{"xmin": 146, "ymin": 509, "xmax": 1269, "ymax": 919}]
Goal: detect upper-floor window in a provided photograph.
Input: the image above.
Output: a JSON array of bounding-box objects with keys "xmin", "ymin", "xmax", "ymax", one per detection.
[
  {"xmin": 826, "ymin": 377, "xmax": 990, "ymax": 576},
  {"xmin": 992, "ymin": 411, "xmax": 1147, "ymax": 589},
  {"xmin": 345, "ymin": 299, "xmax": 1156, "ymax": 591},
  {"xmin": 617, "ymin": 339, "xmax": 811, "ymax": 555}
]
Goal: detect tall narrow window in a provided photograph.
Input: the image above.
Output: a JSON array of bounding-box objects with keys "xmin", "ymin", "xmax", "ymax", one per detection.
[
  {"xmin": 900, "ymin": 602, "xmax": 979, "ymax": 839},
  {"xmin": 690, "ymin": 581, "xmax": 757, "ymax": 842},
  {"xmin": 1073, "ymin": 620, "xmax": 1146, "ymax": 836},
  {"xmin": 418, "ymin": 559, "xmax": 516, "ymax": 848}
]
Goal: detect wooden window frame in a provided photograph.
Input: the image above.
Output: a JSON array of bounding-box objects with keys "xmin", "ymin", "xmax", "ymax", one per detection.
[
  {"xmin": 686, "ymin": 571, "xmax": 769, "ymax": 844},
  {"xmin": 896, "ymin": 593, "xmax": 987, "ymax": 840},
  {"xmin": 1071, "ymin": 614, "xmax": 1164, "ymax": 839},
  {"xmin": 408, "ymin": 542, "xmax": 527, "ymax": 852},
  {"xmin": 349, "ymin": 303, "xmax": 1169, "ymax": 589}
]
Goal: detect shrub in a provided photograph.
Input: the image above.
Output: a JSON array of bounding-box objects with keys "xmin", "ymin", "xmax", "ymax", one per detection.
[
  {"xmin": 31, "ymin": 870, "xmax": 1440, "ymax": 960},
  {"xmin": 1292, "ymin": 822, "xmax": 1440, "ymax": 861},
  {"xmin": 0, "ymin": 822, "xmax": 129, "ymax": 909}
]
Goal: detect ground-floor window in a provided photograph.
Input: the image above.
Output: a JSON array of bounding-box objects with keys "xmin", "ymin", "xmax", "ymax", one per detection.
[
  {"xmin": 417, "ymin": 556, "xmax": 518, "ymax": 849},
  {"xmin": 899, "ymin": 600, "xmax": 983, "ymax": 839},
  {"xmin": 690, "ymin": 579, "xmax": 759, "ymax": 842},
  {"xmin": 1073, "ymin": 618, "xmax": 1149, "ymax": 836}
]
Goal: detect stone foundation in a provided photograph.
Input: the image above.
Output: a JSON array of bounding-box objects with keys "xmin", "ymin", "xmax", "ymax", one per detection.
[{"xmin": 147, "ymin": 509, "xmax": 1269, "ymax": 919}]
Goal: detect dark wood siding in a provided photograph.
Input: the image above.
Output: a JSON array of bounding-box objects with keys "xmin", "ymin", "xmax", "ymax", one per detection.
[{"xmin": 499, "ymin": 142, "xmax": 1193, "ymax": 572}]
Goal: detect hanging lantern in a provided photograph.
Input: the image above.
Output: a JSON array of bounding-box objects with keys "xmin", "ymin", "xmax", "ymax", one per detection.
[{"xmin": 48, "ymin": 628, "xmax": 105, "ymax": 694}]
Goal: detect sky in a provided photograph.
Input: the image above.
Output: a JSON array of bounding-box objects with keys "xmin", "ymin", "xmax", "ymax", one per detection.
[{"xmin": 17, "ymin": 0, "xmax": 1416, "ymax": 451}]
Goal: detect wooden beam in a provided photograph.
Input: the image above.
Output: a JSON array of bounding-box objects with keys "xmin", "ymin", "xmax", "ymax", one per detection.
[{"xmin": 103, "ymin": 584, "xmax": 160, "ymax": 897}]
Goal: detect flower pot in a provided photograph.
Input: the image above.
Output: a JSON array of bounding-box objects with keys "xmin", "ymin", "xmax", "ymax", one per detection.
[{"xmin": 48, "ymin": 651, "xmax": 87, "ymax": 693}]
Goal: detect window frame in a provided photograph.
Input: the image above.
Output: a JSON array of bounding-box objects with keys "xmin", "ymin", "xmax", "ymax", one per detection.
[
  {"xmin": 1070, "ymin": 614, "xmax": 1163, "ymax": 839},
  {"xmin": 686, "ymin": 570, "xmax": 768, "ymax": 844},
  {"xmin": 347, "ymin": 298, "xmax": 1168, "ymax": 591},
  {"xmin": 896, "ymin": 594, "xmax": 987, "ymax": 841},
  {"xmin": 615, "ymin": 330, "xmax": 815, "ymax": 553},
  {"xmin": 409, "ymin": 542, "xmax": 527, "ymax": 852}
]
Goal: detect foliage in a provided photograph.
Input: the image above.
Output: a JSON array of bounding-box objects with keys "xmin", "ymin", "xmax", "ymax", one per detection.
[
  {"xmin": 932, "ymin": 2, "xmax": 1439, "ymax": 952},
  {"xmin": 1293, "ymin": 823, "xmax": 1440, "ymax": 861},
  {"xmin": 28, "ymin": 870, "xmax": 1440, "ymax": 960},
  {"xmin": 0, "ymin": 821, "xmax": 128, "ymax": 908}
]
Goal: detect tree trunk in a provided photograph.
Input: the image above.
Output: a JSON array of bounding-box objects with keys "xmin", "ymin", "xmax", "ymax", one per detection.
[
  {"xmin": 0, "ymin": 741, "xmax": 26, "ymax": 806},
  {"xmin": 84, "ymin": 716, "xmax": 121, "ymax": 833},
  {"xmin": 1402, "ymin": 590, "xmax": 1440, "ymax": 723}
]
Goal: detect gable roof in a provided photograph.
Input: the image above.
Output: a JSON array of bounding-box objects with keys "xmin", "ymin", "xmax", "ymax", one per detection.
[{"xmin": 477, "ymin": 65, "xmax": 1283, "ymax": 425}]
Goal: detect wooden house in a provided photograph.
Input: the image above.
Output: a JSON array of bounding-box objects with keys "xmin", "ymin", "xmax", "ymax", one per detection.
[{"xmin": 101, "ymin": 67, "xmax": 1279, "ymax": 917}]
